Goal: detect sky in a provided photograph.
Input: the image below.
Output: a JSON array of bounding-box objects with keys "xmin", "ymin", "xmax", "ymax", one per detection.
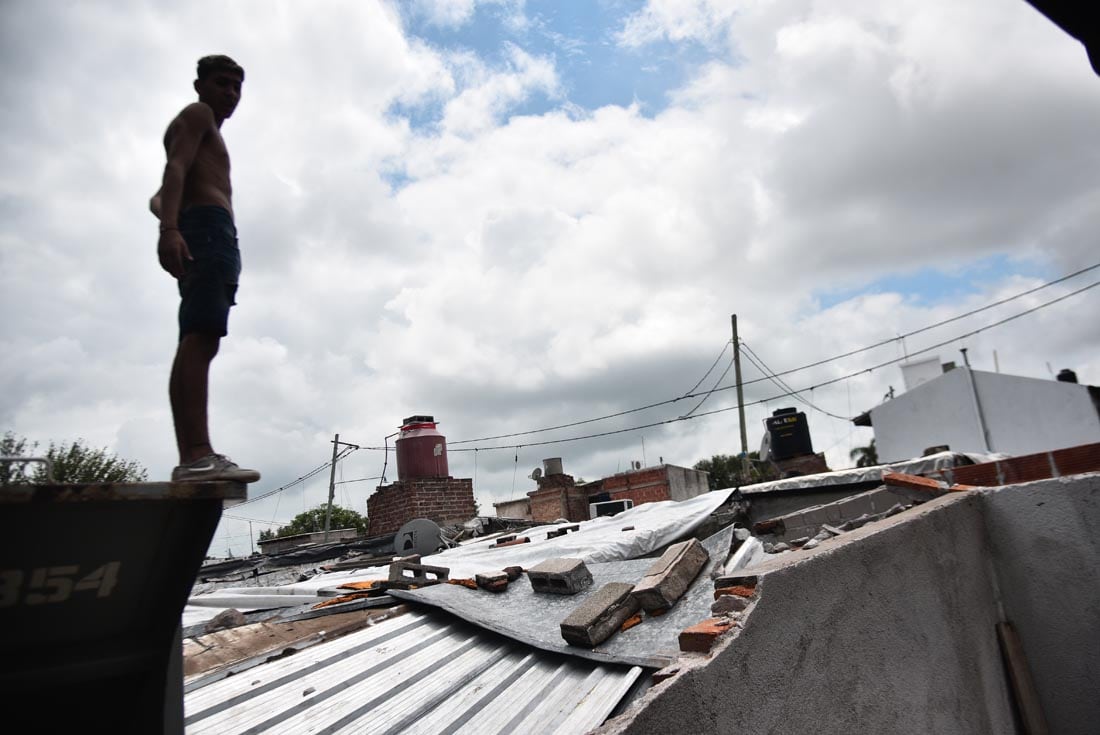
[{"xmin": 2, "ymin": 0, "xmax": 1098, "ymax": 558}]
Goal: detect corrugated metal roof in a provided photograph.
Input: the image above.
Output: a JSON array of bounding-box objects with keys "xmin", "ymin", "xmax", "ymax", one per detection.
[{"xmin": 184, "ymin": 609, "xmax": 644, "ymax": 734}]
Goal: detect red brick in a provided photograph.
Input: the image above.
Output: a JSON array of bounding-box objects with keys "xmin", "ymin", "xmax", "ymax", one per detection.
[
  {"xmin": 679, "ymin": 617, "xmax": 736, "ymax": 653},
  {"xmin": 620, "ymin": 613, "xmax": 643, "ymax": 632},
  {"xmin": 490, "ymin": 536, "xmax": 530, "ymax": 549},
  {"xmin": 714, "ymin": 585, "xmax": 755, "ymax": 600}
]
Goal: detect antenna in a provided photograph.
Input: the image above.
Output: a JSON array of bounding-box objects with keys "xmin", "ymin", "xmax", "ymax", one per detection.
[{"xmin": 529, "ymin": 467, "xmax": 543, "ymax": 481}]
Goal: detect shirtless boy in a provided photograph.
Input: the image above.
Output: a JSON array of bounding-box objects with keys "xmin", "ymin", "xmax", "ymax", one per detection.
[{"xmin": 151, "ymin": 55, "xmax": 259, "ymax": 483}]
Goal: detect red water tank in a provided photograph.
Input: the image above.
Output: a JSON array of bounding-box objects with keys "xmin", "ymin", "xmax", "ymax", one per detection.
[{"xmin": 395, "ymin": 415, "xmax": 449, "ymax": 480}]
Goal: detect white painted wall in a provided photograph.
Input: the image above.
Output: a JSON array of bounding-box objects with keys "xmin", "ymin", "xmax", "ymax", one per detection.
[{"xmin": 870, "ymin": 368, "xmax": 1100, "ymax": 462}]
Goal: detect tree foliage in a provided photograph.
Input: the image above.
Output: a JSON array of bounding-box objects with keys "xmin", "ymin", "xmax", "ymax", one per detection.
[
  {"xmin": 693, "ymin": 451, "xmax": 778, "ymax": 490},
  {"xmin": 1, "ymin": 431, "xmax": 148, "ymax": 485},
  {"xmin": 849, "ymin": 439, "xmax": 879, "ymax": 468},
  {"xmin": 257, "ymin": 504, "xmax": 368, "ymax": 541}
]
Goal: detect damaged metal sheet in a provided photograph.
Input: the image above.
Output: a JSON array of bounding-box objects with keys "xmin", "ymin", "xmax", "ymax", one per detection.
[
  {"xmin": 184, "ymin": 609, "xmax": 642, "ymax": 735},
  {"xmin": 388, "ymin": 524, "xmax": 735, "ymax": 668}
]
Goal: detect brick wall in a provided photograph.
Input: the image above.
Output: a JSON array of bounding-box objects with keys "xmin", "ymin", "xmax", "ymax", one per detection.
[
  {"xmin": 602, "ymin": 466, "xmax": 672, "ymax": 508},
  {"xmin": 528, "ymin": 485, "xmax": 589, "ymax": 523},
  {"xmin": 610, "ymin": 485, "xmax": 669, "ymax": 506},
  {"xmin": 931, "ymin": 442, "xmax": 1100, "ymax": 487},
  {"xmin": 367, "ymin": 477, "xmax": 477, "ymax": 536}
]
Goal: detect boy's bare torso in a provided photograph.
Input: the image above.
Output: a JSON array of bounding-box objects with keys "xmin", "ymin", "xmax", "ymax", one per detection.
[{"xmin": 165, "ymin": 104, "xmax": 234, "ymax": 217}]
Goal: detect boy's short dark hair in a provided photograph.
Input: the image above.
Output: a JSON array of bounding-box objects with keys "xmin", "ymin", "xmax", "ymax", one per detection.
[{"xmin": 197, "ymin": 55, "xmax": 245, "ymax": 81}]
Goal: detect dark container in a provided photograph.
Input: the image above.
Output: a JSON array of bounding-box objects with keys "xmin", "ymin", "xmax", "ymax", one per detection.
[
  {"xmin": 1057, "ymin": 368, "xmax": 1078, "ymax": 383},
  {"xmin": 395, "ymin": 415, "xmax": 449, "ymax": 480},
  {"xmin": 0, "ymin": 478, "xmax": 246, "ymax": 734},
  {"xmin": 765, "ymin": 408, "xmax": 814, "ymax": 460}
]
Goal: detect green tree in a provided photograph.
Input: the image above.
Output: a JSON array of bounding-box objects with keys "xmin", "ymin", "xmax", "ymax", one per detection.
[
  {"xmin": 850, "ymin": 439, "xmax": 878, "ymax": 468},
  {"xmin": 693, "ymin": 451, "xmax": 778, "ymax": 490},
  {"xmin": 258, "ymin": 504, "xmax": 368, "ymax": 540},
  {"xmin": 1, "ymin": 431, "xmax": 148, "ymax": 484}
]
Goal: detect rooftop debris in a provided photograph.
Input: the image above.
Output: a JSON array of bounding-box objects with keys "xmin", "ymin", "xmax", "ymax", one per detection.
[
  {"xmin": 475, "ymin": 570, "xmax": 511, "ymax": 592},
  {"xmin": 678, "ymin": 616, "xmax": 739, "ymax": 654},
  {"xmin": 528, "ymin": 557, "xmax": 594, "ymax": 595},
  {"xmin": 560, "ymin": 581, "xmax": 641, "ymax": 647},
  {"xmin": 490, "ymin": 535, "xmax": 531, "ymax": 548},
  {"xmin": 387, "ymin": 560, "xmax": 450, "ymax": 589},
  {"xmin": 547, "ymin": 523, "xmax": 581, "ymax": 539},
  {"xmin": 632, "ymin": 538, "xmax": 710, "ymax": 614}
]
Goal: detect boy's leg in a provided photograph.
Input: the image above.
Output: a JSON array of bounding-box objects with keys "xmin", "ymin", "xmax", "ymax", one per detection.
[{"xmin": 170, "ymin": 332, "xmax": 220, "ymax": 465}]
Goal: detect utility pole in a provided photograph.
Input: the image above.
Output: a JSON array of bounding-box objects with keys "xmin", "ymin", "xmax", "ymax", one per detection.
[
  {"xmin": 324, "ymin": 433, "xmax": 339, "ymax": 542},
  {"xmin": 732, "ymin": 315, "xmax": 751, "ymax": 483},
  {"xmin": 248, "ymin": 521, "xmax": 254, "ymax": 555}
]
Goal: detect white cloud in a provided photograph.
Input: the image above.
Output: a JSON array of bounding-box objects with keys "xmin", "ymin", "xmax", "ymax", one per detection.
[{"xmin": 1, "ymin": 0, "xmax": 1097, "ymax": 556}]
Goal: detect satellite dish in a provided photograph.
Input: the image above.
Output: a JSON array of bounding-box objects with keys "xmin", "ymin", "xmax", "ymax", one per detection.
[
  {"xmin": 529, "ymin": 467, "xmax": 543, "ymax": 480},
  {"xmin": 394, "ymin": 518, "xmax": 443, "ymax": 556},
  {"xmin": 632, "ymin": 461, "xmax": 642, "ymax": 470}
]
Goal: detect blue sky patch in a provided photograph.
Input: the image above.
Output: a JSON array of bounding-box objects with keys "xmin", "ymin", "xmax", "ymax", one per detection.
[
  {"xmin": 814, "ymin": 254, "xmax": 1052, "ymax": 310},
  {"xmin": 399, "ymin": 0, "xmax": 714, "ymax": 125}
]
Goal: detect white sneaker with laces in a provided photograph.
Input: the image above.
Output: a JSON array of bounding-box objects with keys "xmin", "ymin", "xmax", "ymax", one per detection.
[{"xmin": 171, "ymin": 453, "xmax": 261, "ymax": 483}]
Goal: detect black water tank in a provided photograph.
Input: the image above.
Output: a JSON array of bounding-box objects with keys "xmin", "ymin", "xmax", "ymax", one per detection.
[
  {"xmin": 1057, "ymin": 368, "xmax": 1078, "ymax": 383},
  {"xmin": 765, "ymin": 408, "xmax": 814, "ymax": 460}
]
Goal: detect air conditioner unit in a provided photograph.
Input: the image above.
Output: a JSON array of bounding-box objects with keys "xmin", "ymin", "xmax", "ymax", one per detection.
[{"xmin": 590, "ymin": 499, "xmax": 634, "ymax": 519}]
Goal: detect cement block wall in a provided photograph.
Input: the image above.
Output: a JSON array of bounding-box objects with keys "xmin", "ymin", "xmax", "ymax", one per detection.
[
  {"xmin": 982, "ymin": 475, "xmax": 1100, "ymax": 734},
  {"xmin": 743, "ymin": 485, "xmax": 881, "ymax": 523},
  {"xmin": 597, "ymin": 474, "xmax": 1100, "ymax": 735},
  {"xmin": 755, "ymin": 487, "xmax": 899, "ymax": 540}
]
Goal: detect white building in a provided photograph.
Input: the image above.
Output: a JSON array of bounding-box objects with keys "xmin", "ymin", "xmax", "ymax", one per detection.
[{"xmin": 857, "ymin": 362, "xmax": 1100, "ymax": 462}]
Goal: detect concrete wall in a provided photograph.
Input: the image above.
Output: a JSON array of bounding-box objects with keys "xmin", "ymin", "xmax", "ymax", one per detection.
[
  {"xmin": 743, "ymin": 485, "xmax": 881, "ymax": 523},
  {"xmin": 492, "ymin": 498, "xmax": 531, "ymax": 519},
  {"xmin": 975, "ymin": 372, "xmax": 1100, "ymax": 456},
  {"xmin": 665, "ymin": 466, "xmax": 710, "ymax": 502},
  {"xmin": 256, "ymin": 528, "xmax": 358, "ymax": 555},
  {"xmin": 982, "ymin": 475, "xmax": 1100, "ymax": 734},
  {"xmin": 599, "ymin": 492, "xmax": 1015, "ymax": 734},
  {"xmin": 872, "ymin": 368, "xmax": 1100, "ymax": 462},
  {"xmin": 598, "ymin": 475, "xmax": 1100, "ymax": 735}
]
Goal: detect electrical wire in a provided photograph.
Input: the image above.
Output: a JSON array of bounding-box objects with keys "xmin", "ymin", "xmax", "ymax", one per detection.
[
  {"xmin": 443, "ymin": 263, "xmax": 1100, "ymax": 447},
  {"xmin": 681, "ymin": 340, "xmax": 731, "ymax": 396},
  {"xmin": 441, "ymin": 278, "xmax": 1100, "ymax": 451},
  {"xmin": 740, "ymin": 341, "xmax": 850, "ymax": 420},
  {"xmin": 235, "ymin": 445, "xmax": 357, "ymax": 507},
  {"xmin": 243, "ymin": 271, "xmax": 1100, "ymax": 497},
  {"xmin": 679, "ymin": 351, "xmax": 735, "ymax": 419}
]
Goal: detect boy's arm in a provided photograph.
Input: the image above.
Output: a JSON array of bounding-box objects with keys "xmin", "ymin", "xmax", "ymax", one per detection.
[{"xmin": 156, "ymin": 103, "xmax": 214, "ymax": 278}]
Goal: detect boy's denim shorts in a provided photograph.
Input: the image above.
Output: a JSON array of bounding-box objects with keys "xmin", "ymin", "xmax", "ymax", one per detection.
[{"xmin": 177, "ymin": 206, "xmax": 240, "ymax": 339}]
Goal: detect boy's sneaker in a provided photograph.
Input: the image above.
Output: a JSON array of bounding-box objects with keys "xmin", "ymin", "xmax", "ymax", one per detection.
[{"xmin": 171, "ymin": 453, "xmax": 261, "ymax": 483}]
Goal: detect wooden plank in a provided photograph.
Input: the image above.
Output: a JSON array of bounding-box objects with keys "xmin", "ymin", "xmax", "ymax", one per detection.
[
  {"xmin": 996, "ymin": 620, "xmax": 1049, "ymax": 735},
  {"xmin": 183, "ymin": 607, "xmax": 406, "ymax": 689}
]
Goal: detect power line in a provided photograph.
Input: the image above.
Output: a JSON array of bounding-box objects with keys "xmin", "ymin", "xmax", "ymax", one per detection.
[
  {"xmin": 681, "ymin": 340, "xmax": 731, "ymax": 396},
  {"xmin": 679, "ymin": 350, "xmax": 735, "ymax": 419},
  {"xmin": 235, "ymin": 446, "xmax": 358, "ymax": 507},
  {"xmin": 740, "ymin": 341, "xmax": 851, "ymax": 421},
  {"xmin": 441, "ymin": 278, "xmax": 1100, "ymax": 452},
  {"xmin": 442, "ymin": 263, "xmax": 1100, "ymax": 447},
  {"xmin": 252, "ymin": 272, "xmax": 1100, "ymax": 490}
]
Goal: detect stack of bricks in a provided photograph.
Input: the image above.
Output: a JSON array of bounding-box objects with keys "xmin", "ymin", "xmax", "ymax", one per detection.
[
  {"xmin": 601, "ymin": 467, "xmax": 672, "ymax": 507},
  {"xmin": 367, "ymin": 477, "xmax": 477, "ymax": 536}
]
